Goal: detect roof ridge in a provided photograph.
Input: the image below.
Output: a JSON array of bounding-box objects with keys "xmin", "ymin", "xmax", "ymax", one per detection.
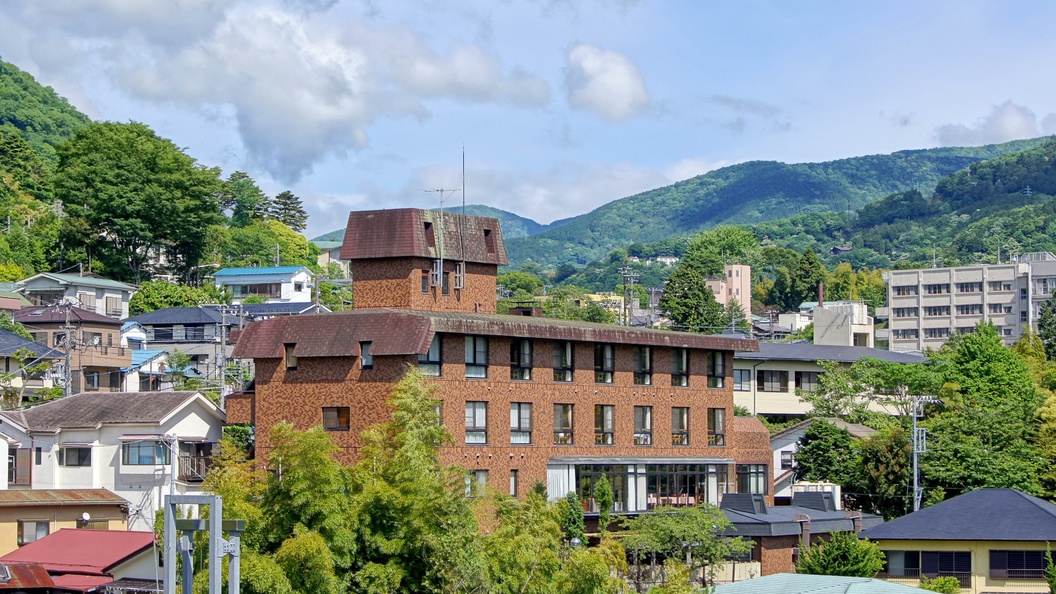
[{"xmin": 1011, "ymin": 488, "xmax": 1056, "ymax": 521}]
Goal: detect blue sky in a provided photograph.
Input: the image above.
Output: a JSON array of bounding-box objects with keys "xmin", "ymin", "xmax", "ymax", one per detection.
[{"xmin": 3, "ymin": 1, "xmax": 1056, "ymax": 239}]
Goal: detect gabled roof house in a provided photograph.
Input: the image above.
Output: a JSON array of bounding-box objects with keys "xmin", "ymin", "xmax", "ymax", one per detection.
[
  {"xmin": 213, "ymin": 266, "xmax": 313, "ymax": 304},
  {"xmin": 16, "ymin": 273, "xmax": 136, "ymax": 320},
  {"xmin": 1, "ymin": 529, "xmax": 157, "ymax": 593}
]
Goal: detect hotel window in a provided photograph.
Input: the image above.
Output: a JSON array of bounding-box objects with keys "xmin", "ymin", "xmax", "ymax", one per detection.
[
  {"xmin": 956, "ymin": 282, "xmax": 983, "ymax": 293},
  {"xmin": 360, "ymin": 341, "xmax": 373, "ymax": 369},
  {"xmin": 924, "ymin": 284, "xmax": 950, "ymax": 295},
  {"xmin": 633, "ymin": 406, "xmax": 652, "ymax": 446},
  {"xmin": 757, "ymin": 370, "xmax": 788, "ymax": 392},
  {"xmin": 781, "ymin": 451, "xmax": 794, "ymax": 470},
  {"xmin": 509, "ymin": 470, "xmax": 519, "ymax": 497},
  {"xmin": 893, "ymin": 308, "xmax": 919, "ymax": 318},
  {"xmin": 465, "ymin": 402, "xmax": 488, "ymax": 444},
  {"xmin": 58, "ymin": 447, "xmax": 91, "ymax": 467},
  {"xmin": 442, "ymin": 271, "xmax": 450, "ymax": 295},
  {"xmin": 17, "ymin": 520, "xmax": 49, "ymax": 546},
  {"xmin": 594, "ymin": 405, "xmax": 615, "ymax": 445},
  {"xmin": 421, "ymin": 270, "xmax": 429, "ymax": 293},
  {"xmin": 554, "ymin": 404, "xmax": 574, "ymax": 444},
  {"xmin": 707, "ymin": 352, "xmax": 725, "ymax": 388},
  {"xmin": 989, "ymin": 281, "xmax": 1013, "ymax": 291},
  {"xmin": 510, "ymin": 339, "xmax": 532, "ymax": 380},
  {"xmin": 707, "ymin": 408, "xmax": 725, "ymax": 446},
  {"xmin": 956, "ymin": 304, "xmax": 983, "ymax": 315},
  {"xmin": 510, "ymin": 402, "xmax": 532, "ymax": 444},
  {"xmin": 988, "ymin": 303, "xmax": 1005, "ymax": 314},
  {"xmin": 956, "ymin": 326, "xmax": 975, "ymax": 335},
  {"xmin": 465, "ymin": 336, "xmax": 488, "ymax": 378},
  {"xmin": 322, "ymin": 407, "xmax": 350, "ymax": 431},
  {"xmin": 924, "ymin": 306, "xmax": 950, "ymax": 316},
  {"xmin": 418, "ymin": 335, "xmax": 441, "ymax": 376},
  {"xmin": 892, "ymin": 285, "xmax": 918, "ymax": 296},
  {"xmin": 466, "ymin": 469, "xmax": 488, "ymax": 497},
  {"xmin": 736, "ymin": 464, "xmax": 768, "ymax": 494},
  {"xmin": 633, "ymin": 346, "xmax": 652, "ymax": 385},
  {"xmin": 733, "ymin": 369, "xmax": 751, "ymax": 391},
  {"xmin": 671, "ymin": 407, "xmax": 689, "ymax": 446},
  {"xmin": 553, "ymin": 341, "xmax": 573, "ymax": 382},
  {"xmin": 671, "ymin": 348, "xmax": 689, "ymax": 387},
  {"xmin": 284, "ymin": 343, "xmax": 297, "ymax": 370},
  {"xmin": 594, "ymin": 344, "xmax": 614, "ymax": 384},
  {"xmin": 795, "ymin": 371, "xmax": 821, "ymax": 392},
  {"xmin": 924, "ymin": 327, "xmax": 950, "ymax": 339},
  {"xmin": 893, "ymin": 329, "xmax": 919, "ymax": 339},
  {"xmin": 122, "ymin": 441, "xmax": 170, "ymax": 465}
]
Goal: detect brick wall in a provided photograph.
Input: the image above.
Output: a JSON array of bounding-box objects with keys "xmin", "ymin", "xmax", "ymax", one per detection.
[{"xmin": 351, "ymin": 258, "xmax": 499, "ymax": 314}]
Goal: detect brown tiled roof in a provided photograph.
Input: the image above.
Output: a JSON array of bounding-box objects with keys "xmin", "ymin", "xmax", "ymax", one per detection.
[
  {"xmin": 0, "ymin": 391, "xmax": 209, "ymax": 431},
  {"xmin": 0, "ymin": 563, "xmax": 55, "ymax": 590},
  {"xmin": 13, "ymin": 305, "xmax": 122, "ymax": 326},
  {"xmin": 340, "ymin": 208, "xmax": 508, "ymax": 265},
  {"xmin": 0, "ymin": 489, "xmax": 128, "ymax": 507},
  {"xmin": 233, "ymin": 308, "xmax": 759, "ymax": 359}
]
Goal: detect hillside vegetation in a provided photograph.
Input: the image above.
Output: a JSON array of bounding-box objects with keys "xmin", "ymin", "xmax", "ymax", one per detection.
[
  {"xmin": 0, "ymin": 59, "xmax": 90, "ymax": 164},
  {"xmin": 506, "ymin": 138, "xmax": 1050, "ymax": 267}
]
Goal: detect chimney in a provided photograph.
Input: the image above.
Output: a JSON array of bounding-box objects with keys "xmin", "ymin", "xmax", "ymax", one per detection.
[{"xmin": 818, "ymin": 283, "xmax": 824, "ymax": 307}]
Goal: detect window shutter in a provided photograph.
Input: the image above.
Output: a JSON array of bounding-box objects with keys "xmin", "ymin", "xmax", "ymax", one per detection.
[
  {"xmin": 14, "ymin": 448, "xmax": 31, "ymax": 485},
  {"xmin": 921, "ymin": 552, "xmax": 939, "ymax": 578},
  {"xmin": 990, "ymin": 550, "xmax": 1007, "ymax": 579}
]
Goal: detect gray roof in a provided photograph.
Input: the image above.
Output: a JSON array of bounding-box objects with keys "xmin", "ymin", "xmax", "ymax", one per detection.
[
  {"xmin": 127, "ymin": 306, "xmax": 224, "ymax": 325},
  {"xmin": 735, "ymin": 342, "xmax": 927, "ymax": 364},
  {"xmin": 721, "ymin": 493, "xmax": 883, "ymax": 538},
  {"xmin": 714, "ymin": 573, "xmax": 927, "ymax": 594},
  {"xmin": 0, "ymin": 328, "xmax": 61, "ymax": 360},
  {"xmin": 0, "ymin": 391, "xmax": 211, "ymax": 431},
  {"xmin": 771, "ymin": 418, "xmax": 878, "ymax": 442},
  {"xmin": 240, "ymin": 302, "xmax": 331, "ymax": 317},
  {"xmin": 860, "ymin": 488, "xmax": 1056, "ymax": 542},
  {"xmin": 19, "ymin": 272, "xmax": 137, "ymax": 291}
]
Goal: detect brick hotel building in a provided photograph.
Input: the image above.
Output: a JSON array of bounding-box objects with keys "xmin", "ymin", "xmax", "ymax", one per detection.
[{"xmin": 228, "ymin": 208, "xmax": 773, "ymax": 511}]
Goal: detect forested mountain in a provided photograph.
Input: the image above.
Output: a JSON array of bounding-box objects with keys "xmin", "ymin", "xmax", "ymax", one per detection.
[
  {"xmin": 312, "ymin": 203, "xmax": 577, "ymax": 243},
  {"xmin": 506, "ymin": 138, "xmax": 1050, "ymax": 267},
  {"xmin": 0, "ymin": 59, "xmax": 90, "ymax": 164}
]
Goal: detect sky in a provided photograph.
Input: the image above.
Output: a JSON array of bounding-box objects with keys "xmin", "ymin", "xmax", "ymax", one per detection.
[{"xmin": 3, "ymin": 1, "xmax": 1056, "ymax": 240}]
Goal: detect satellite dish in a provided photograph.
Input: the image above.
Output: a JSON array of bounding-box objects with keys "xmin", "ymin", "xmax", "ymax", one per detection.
[{"xmin": 81, "ymin": 512, "xmax": 90, "ymax": 522}]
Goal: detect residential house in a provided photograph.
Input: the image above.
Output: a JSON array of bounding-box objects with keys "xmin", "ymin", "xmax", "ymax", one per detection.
[
  {"xmin": 720, "ymin": 491, "xmax": 882, "ymax": 577},
  {"xmin": 16, "ymin": 273, "xmax": 136, "ymax": 320},
  {"xmin": 0, "ymin": 563, "xmax": 54, "ymax": 592},
  {"xmin": 213, "ymin": 266, "xmax": 313, "ymax": 304},
  {"xmin": 0, "ymin": 391, "xmax": 224, "ymax": 531},
  {"xmin": 732, "ymin": 343, "xmax": 926, "ymax": 419},
  {"xmin": 230, "ymin": 208, "xmax": 774, "ymax": 518},
  {"xmin": 0, "ymin": 489, "xmax": 129, "ymax": 553},
  {"xmin": 1, "ymin": 529, "xmax": 158, "ymax": 593},
  {"xmin": 861, "ymin": 488, "xmax": 1056, "ymax": 593},
  {"xmin": 15, "ymin": 306, "xmax": 130, "ymax": 394},
  {"xmin": 120, "ymin": 322, "xmax": 146, "ymax": 352},
  {"xmin": 769, "ymin": 418, "xmax": 876, "ymax": 505},
  {"xmin": 0, "ymin": 329, "xmax": 63, "ymax": 402},
  {"xmin": 0, "ymin": 288, "xmax": 30, "ymax": 315},
  {"xmin": 125, "ymin": 306, "xmax": 235, "ymax": 384},
  {"xmin": 121, "ymin": 351, "xmax": 169, "ymax": 392},
  {"xmin": 714, "ymin": 573, "xmax": 927, "ymax": 593},
  {"xmin": 883, "ymin": 252, "xmax": 1056, "ymax": 352},
  {"xmin": 312, "ymin": 239, "xmax": 350, "ymax": 279}
]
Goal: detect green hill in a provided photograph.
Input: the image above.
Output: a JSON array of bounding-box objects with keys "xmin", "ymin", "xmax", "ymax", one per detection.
[
  {"xmin": 506, "ymin": 138, "xmax": 1050, "ymax": 267},
  {"xmin": 0, "ymin": 58, "xmax": 91, "ymax": 164}
]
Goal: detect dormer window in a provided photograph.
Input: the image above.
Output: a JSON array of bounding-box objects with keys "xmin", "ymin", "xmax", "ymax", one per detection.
[
  {"xmin": 424, "ymin": 222, "xmax": 436, "ymax": 247},
  {"xmin": 284, "ymin": 343, "xmax": 297, "ymax": 370},
  {"xmin": 484, "ymin": 229, "xmax": 495, "ymax": 254}
]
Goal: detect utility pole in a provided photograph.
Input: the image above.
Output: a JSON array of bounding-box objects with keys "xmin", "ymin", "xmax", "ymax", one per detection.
[
  {"xmin": 618, "ymin": 266, "xmax": 638, "ymax": 326},
  {"xmin": 911, "ymin": 393, "xmax": 941, "ymax": 511},
  {"xmin": 61, "ymin": 301, "xmax": 74, "ymax": 397}
]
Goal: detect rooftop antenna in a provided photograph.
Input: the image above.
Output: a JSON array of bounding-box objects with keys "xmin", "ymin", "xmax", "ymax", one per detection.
[{"xmin": 423, "ymin": 186, "xmax": 459, "ymax": 290}]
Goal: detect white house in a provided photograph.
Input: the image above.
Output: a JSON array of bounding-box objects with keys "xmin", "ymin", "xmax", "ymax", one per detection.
[
  {"xmin": 16, "ymin": 273, "xmax": 137, "ymax": 320},
  {"xmin": 769, "ymin": 418, "xmax": 876, "ymax": 504},
  {"xmin": 0, "ymin": 391, "xmax": 224, "ymax": 531},
  {"xmin": 212, "ymin": 266, "xmax": 313, "ymax": 304}
]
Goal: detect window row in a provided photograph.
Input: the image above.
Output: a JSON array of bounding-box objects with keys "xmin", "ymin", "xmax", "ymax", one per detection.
[
  {"xmin": 463, "ymin": 402, "xmax": 727, "ymax": 447},
  {"xmin": 731, "ymin": 370, "xmax": 820, "ymax": 393},
  {"xmin": 416, "ymin": 336, "xmax": 726, "ymax": 386}
]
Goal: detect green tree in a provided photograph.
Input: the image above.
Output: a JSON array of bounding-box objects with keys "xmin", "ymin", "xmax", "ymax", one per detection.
[
  {"xmin": 918, "ymin": 576, "xmax": 962, "ymax": 594},
  {"xmin": 202, "ymin": 437, "xmax": 268, "ymax": 550},
  {"xmin": 165, "ymin": 348, "xmax": 198, "ymax": 391},
  {"xmin": 226, "ymin": 220, "xmax": 317, "ymax": 268},
  {"xmin": 129, "ymin": 280, "xmax": 229, "ymax": 315},
  {"xmin": 794, "ymin": 531, "xmax": 884, "ymax": 577},
  {"xmin": 482, "ymin": 493, "xmax": 563, "ymax": 594},
  {"xmin": 767, "ymin": 265, "xmax": 798, "ymax": 312},
  {"xmin": 720, "ymin": 298, "xmax": 751, "ymax": 333},
  {"xmin": 270, "ymin": 190, "xmax": 309, "ymax": 232},
  {"xmin": 658, "ymin": 263, "xmax": 724, "ymax": 333},
  {"xmin": 559, "ymin": 491, "xmax": 586, "ymax": 544},
  {"xmin": 274, "ymin": 527, "xmax": 344, "ymax": 594},
  {"xmin": 793, "ymin": 420, "xmax": 860, "ymax": 489},
  {"xmin": 857, "ymin": 426, "xmax": 912, "ymax": 519},
  {"xmin": 792, "ymin": 248, "xmax": 828, "ymax": 306},
  {"xmin": 0, "ymin": 311, "xmax": 32, "ymax": 340},
  {"xmin": 53, "ymin": 122, "xmax": 224, "ymax": 282},
  {"xmin": 593, "ymin": 474, "xmax": 614, "ymax": 534},
  {"xmin": 1039, "ymin": 289, "xmax": 1056, "ymax": 360},
  {"xmin": 498, "ymin": 271, "xmax": 545, "ymax": 298},
  {"xmin": 222, "ymin": 171, "xmax": 271, "ymax": 228}
]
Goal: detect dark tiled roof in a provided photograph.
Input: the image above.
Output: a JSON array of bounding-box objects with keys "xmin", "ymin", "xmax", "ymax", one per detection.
[
  {"xmin": 0, "ymin": 329, "xmax": 61, "ymax": 359},
  {"xmin": 735, "ymin": 342, "xmax": 927, "ymax": 364},
  {"xmin": 233, "ymin": 308, "xmax": 759, "ymax": 359},
  {"xmin": 0, "ymin": 489, "xmax": 128, "ymax": 507},
  {"xmin": 722, "ymin": 498, "xmax": 883, "ymax": 537},
  {"xmin": 0, "ymin": 391, "xmax": 207, "ymax": 431},
  {"xmin": 859, "ymin": 488, "xmax": 1056, "ymax": 541},
  {"xmin": 340, "ymin": 208, "xmax": 508, "ymax": 265},
  {"xmin": 13, "ymin": 306, "xmax": 122, "ymax": 326},
  {"xmin": 240, "ymin": 302, "xmax": 331, "ymax": 316},
  {"xmin": 770, "ymin": 418, "xmax": 878, "ymax": 442},
  {"xmin": 127, "ymin": 306, "xmax": 223, "ymax": 325}
]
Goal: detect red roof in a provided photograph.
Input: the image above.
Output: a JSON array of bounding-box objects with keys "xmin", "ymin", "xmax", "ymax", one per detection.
[
  {"xmin": 341, "ymin": 208, "xmax": 508, "ymax": 265},
  {"xmin": 51, "ymin": 574, "xmax": 113, "ymax": 592},
  {"xmin": 0, "ymin": 529, "xmax": 154, "ymax": 575},
  {"xmin": 0, "ymin": 563, "xmax": 55, "ymax": 590}
]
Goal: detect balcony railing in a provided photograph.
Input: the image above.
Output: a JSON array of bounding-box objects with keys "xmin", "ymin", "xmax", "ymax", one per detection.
[{"xmin": 178, "ymin": 455, "xmax": 211, "ymax": 482}]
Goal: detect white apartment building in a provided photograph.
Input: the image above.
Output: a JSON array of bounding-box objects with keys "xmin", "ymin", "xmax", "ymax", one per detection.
[{"xmin": 884, "ymin": 252, "xmax": 1056, "ymax": 352}]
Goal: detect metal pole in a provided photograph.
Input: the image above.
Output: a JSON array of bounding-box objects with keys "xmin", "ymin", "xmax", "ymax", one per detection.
[{"xmin": 912, "ymin": 393, "xmax": 920, "ymax": 511}]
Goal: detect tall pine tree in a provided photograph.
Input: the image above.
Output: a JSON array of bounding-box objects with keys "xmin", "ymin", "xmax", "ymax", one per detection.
[{"xmin": 271, "ymin": 190, "xmax": 309, "ymax": 232}]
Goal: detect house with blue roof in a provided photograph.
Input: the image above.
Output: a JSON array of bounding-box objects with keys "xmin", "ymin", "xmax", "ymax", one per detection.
[{"xmin": 212, "ymin": 266, "xmax": 313, "ymax": 304}]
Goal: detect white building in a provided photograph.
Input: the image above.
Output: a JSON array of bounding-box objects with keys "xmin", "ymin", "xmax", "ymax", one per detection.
[
  {"xmin": 883, "ymin": 252, "xmax": 1056, "ymax": 352},
  {"xmin": 0, "ymin": 391, "xmax": 224, "ymax": 531},
  {"xmin": 16, "ymin": 273, "xmax": 137, "ymax": 320},
  {"xmin": 213, "ymin": 266, "xmax": 314, "ymax": 304},
  {"xmin": 769, "ymin": 418, "xmax": 875, "ymax": 504},
  {"xmin": 706, "ymin": 264, "xmax": 751, "ymax": 318}
]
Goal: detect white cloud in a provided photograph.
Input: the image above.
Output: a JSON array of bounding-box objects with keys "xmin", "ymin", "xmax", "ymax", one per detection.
[
  {"xmin": 935, "ymin": 101, "xmax": 1046, "ymax": 146},
  {"xmin": 665, "ymin": 157, "xmax": 733, "ymax": 183},
  {"xmin": 565, "ymin": 43, "xmax": 649, "ymax": 121}
]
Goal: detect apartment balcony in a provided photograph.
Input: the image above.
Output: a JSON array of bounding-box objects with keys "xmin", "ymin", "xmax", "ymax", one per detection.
[{"xmin": 178, "ymin": 455, "xmax": 211, "ymax": 483}]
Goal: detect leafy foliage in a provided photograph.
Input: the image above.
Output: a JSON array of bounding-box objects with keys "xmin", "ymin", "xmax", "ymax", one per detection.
[
  {"xmin": 793, "ymin": 421, "xmax": 859, "ymax": 487},
  {"xmin": 129, "ymin": 280, "xmax": 229, "ymax": 315},
  {"xmin": 0, "ymin": 59, "xmax": 91, "ymax": 164},
  {"xmin": 270, "ymin": 190, "xmax": 309, "ymax": 232},
  {"xmin": 794, "ymin": 531, "xmax": 885, "ymax": 577},
  {"xmin": 658, "ymin": 262, "xmax": 724, "ymax": 333}
]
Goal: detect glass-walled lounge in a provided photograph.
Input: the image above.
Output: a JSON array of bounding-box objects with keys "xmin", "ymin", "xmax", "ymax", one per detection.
[{"xmin": 548, "ymin": 459, "xmax": 750, "ymax": 513}]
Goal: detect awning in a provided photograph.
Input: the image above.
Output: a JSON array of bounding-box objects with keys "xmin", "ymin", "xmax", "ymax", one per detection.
[
  {"xmin": 57, "ymin": 442, "xmax": 96, "ymax": 447},
  {"xmin": 118, "ymin": 434, "xmax": 165, "ymax": 442},
  {"xmin": 178, "ymin": 436, "xmax": 207, "ymax": 443}
]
